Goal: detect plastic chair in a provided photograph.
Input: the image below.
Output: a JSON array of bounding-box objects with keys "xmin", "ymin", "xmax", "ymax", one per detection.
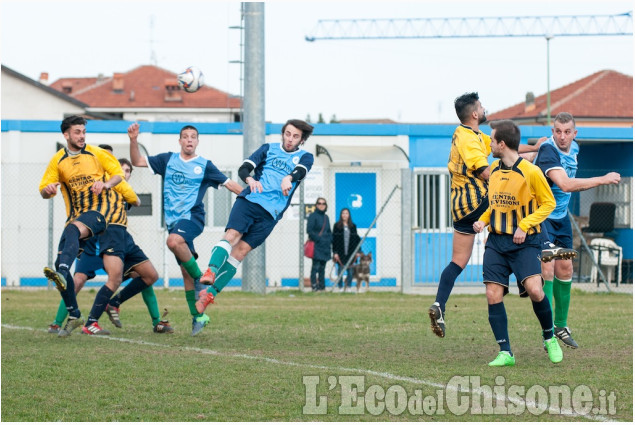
[
  {"xmin": 581, "ymin": 202, "xmax": 616, "ymax": 234},
  {"xmin": 589, "ymin": 238, "xmax": 622, "ymax": 285}
]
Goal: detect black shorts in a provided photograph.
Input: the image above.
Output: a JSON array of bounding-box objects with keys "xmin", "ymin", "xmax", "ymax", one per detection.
[
  {"xmin": 226, "ymin": 197, "xmax": 277, "ymax": 250},
  {"xmin": 168, "ymin": 219, "xmax": 203, "ymax": 261},
  {"xmin": 75, "ymin": 210, "xmax": 107, "ymax": 237},
  {"xmin": 453, "ymin": 200, "xmax": 489, "ymax": 234}
]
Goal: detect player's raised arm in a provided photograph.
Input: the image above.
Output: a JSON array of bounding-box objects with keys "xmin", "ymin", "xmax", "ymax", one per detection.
[{"xmin": 128, "ymin": 123, "xmax": 148, "ymax": 168}]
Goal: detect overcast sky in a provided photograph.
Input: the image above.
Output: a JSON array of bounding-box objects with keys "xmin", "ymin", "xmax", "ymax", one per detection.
[{"xmin": 1, "ymin": 0, "xmax": 632, "ymax": 123}]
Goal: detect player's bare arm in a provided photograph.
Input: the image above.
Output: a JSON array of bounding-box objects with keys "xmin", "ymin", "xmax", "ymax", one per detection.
[
  {"xmin": 281, "ymin": 175, "xmax": 293, "ymax": 196},
  {"xmin": 128, "ymin": 123, "xmax": 148, "ymax": 168},
  {"xmin": 223, "ymin": 179, "xmax": 243, "ymax": 195},
  {"xmin": 548, "ymin": 168, "xmax": 621, "ymax": 192}
]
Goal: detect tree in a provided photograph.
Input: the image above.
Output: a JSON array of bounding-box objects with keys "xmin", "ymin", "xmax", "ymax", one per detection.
[
  {"xmin": 329, "ymin": 114, "xmax": 339, "ymax": 123},
  {"xmin": 318, "ymin": 113, "xmax": 325, "ymax": 124},
  {"xmin": 305, "ymin": 114, "xmax": 312, "ymax": 123}
]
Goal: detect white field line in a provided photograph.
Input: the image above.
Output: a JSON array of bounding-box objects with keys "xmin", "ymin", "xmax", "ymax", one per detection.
[{"xmin": 2, "ymin": 323, "xmax": 614, "ymax": 422}]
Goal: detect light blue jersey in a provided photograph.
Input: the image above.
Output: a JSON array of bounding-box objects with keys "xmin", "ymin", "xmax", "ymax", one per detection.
[
  {"xmin": 147, "ymin": 152, "xmax": 229, "ymax": 228},
  {"xmin": 241, "ymin": 142, "xmax": 313, "ymax": 220},
  {"xmin": 534, "ymin": 137, "xmax": 579, "ymax": 219}
]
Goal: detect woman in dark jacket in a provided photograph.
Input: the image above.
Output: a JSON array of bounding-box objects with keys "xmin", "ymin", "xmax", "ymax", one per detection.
[
  {"xmin": 332, "ymin": 208, "xmax": 361, "ymax": 291},
  {"xmin": 307, "ymin": 197, "xmax": 332, "ymax": 291}
]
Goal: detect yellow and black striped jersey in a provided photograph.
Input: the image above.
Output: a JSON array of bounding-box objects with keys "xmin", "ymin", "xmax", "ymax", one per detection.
[
  {"xmin": 448, "ymin": 124, "xmax": 492, "ymax": 221},
  {"xmin": 478, "ymin": 157, "xmax": 555, "ymax": 236},
  {"xmin": 39, "ymin": 144, "xmax": 138, "ymax": 227}
]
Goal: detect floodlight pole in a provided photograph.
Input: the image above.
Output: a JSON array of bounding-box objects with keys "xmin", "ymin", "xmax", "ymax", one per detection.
[{"xmin": 546, "ymin": 34, "xmax": 553, "ymax": 126}]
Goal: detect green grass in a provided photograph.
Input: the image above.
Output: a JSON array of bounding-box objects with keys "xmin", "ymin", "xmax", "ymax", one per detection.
[{"xmin": 1, "ymin": 289, "xmax": 632, "ymax": 421}]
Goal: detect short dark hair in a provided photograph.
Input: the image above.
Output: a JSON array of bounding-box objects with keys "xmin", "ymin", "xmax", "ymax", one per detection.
[
  {"xmin": 60, "ymin": 115, "xmax": 86, "ymax": 134},
  {"xmin": 180, "ymin": 125, "xmax": 199, "ymax": 138},
  {"xmin": 490, "ymin": 120, "xmax": 520, "ymax": 151},
  {"xmin": 282, "ymin": 119, "xmax": 314, "ymax": 142},
  {"xmin": 118, "ymin": 158, "xmax": 133, "ymax": 172},
  {"xmin": 454, "ymin": 92, "xmax": 480, "ymax": 123},
  {"xmin": 98, "ymin": 144, "xmax": 114, "ymax": 153},
  {"xmin": 553, "ymin": 112, "xmax": 576, "ymax": 128}
]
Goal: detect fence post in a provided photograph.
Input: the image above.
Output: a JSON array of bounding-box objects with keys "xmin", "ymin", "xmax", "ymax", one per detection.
[
  {"xmin": 401, "ymin": 168, "xmax": 413, "ymax": 293},
  {"xmin": 299, "ymin": 183, "xmax": 305, "ymax": 290},
  {"xmin": 47, "ymin": 199, "xmax": 54, "ymax": 289}
]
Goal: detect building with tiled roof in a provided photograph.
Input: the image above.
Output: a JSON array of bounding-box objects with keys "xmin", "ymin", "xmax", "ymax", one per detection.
[
  {"xmin": 488, "ymin": 70, "xmax": 633, "ymax": 127},
  {"xmin": 49, "ymin": 65, "xmax": 242, "ymax": 123}
]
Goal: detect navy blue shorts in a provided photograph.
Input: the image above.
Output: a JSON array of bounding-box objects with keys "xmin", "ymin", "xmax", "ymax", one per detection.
[
  {"xmin": 453, "ymin": 199, "xmax": 489, "ymax": 234},
  {"xmin": 541, "ymin": 216, "xmax": 573, "ymax": 249},
  {"xmin": 74, "ymin": 253, "xmax": 103, "ymax": 280},
  {"xmin": 226, "ymin": 197, "xmax": 277, "ymax": 250},
  {"xmin": 75, "ymin": 210, "xmax": 107, "ymax": 237},
  {"xmin": 482, "ymin": 233, "xmax": 543, "ymax": 297},
  {"xmin": 98, "ymin": 225, "xmax": 149, "ymax": 276},
  {"xmin": 168, "ymin": 219, "xmax": 203, "ymax": 261}
]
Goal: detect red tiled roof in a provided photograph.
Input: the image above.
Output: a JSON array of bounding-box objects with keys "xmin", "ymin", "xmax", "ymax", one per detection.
[
  {"xmin": 49, "ymin": 65, "xmax": 241, "ymax": 109},
  {"xmin": 489, "ymin": 70, "xmax": 633, "ymax": 121}
]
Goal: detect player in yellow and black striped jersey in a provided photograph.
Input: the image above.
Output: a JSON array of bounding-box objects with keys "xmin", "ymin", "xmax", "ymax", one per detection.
[
  {"xmin": 39, "ymin": 115, "xmax": 131, "ymax": 336},
  {"xmin": 473, "ymin": 120, "xmax": 562, "ymax": 368},
  {"xmin": 429, "ymin": 92, "xmax": 492, "ymax": 339}
]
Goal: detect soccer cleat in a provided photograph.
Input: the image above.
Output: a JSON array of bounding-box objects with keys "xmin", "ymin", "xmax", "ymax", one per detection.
[
  {"xmin": 195, "ymin": 289, "xmax": 215, "ymax": 314},
  {"xmin": 58, "ymin": 316, "xmax": 84, "ymax": 338},
  {"xmin": 544, "ymin": 337, "xmax": 564, "ymax": 363},
  {"xmin": 428, "ymin": 302, "xmax": 446, "ymax": 338},
  {"xmin": 105, "ymin": 304, "xmax": 122, "ymax": 328},
  {"xmin": 81, "ymin": 322, "xmax": 111, "ymax": 335},
  {"xmin": 200, "ymin": 268, "xmax": 216, "ymax": 285},
  {"xmin": 47, "ymin": 323, "xmax": 61, "ymax": 334},
  {"xmin": 43, "ymin": 267, "xmax": 67, "ymax": 292},
  {"xmin": 488, "ymin": 351, "xmax": 515, "ymax": 367},
  {"xmin": 540, "ymin": 246, "xmax": 578, "ymax": 262},
  {"xmin": 191, "ymin": 313, "xmax": 210, "ymax": 336},
  {"xmin": 555, "ymin": 326, "xmax": 579, "ymax": 349},
  {"xmin": 153, "ymin": 308, "xmax": 174, "ymax": 333}
]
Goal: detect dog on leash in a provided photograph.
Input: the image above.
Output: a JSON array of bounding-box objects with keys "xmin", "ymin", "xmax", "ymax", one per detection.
[{"xmin": 353, "ymin": 252, "xmax": 372, "ymax": 292}]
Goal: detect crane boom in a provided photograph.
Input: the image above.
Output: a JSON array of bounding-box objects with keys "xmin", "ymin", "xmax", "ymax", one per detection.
[{"xmin": 305, "ymin": 11, "xmax": 633, "ymax": 41}]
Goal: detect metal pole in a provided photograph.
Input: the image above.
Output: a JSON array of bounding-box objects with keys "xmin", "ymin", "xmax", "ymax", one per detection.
[
  {"xmin": 546, "ymin": 35, "xmax": 553, "ymax": 126},
  {"xmin": 241, "ymin": 2, "xmax": 266, "ymax": 294},
  {"xmin": 47, "ymin": 199, "xmax": 54, "ymax": 289},
  {"xmin": 298, "ymin": 183, "xmax": 305, "ymax": 290},
  {"xmin": 568, "ymin": 210, "xmax": 612, "ymax": 291},
  {"xmin": 400, "ymin": 168, "xmax": 413, "ymax": 293}
]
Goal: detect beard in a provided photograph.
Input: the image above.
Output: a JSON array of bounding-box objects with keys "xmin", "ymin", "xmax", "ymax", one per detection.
[{"xmin": 478, "ymin": 113, "xmax": 487, "ymax": 125}]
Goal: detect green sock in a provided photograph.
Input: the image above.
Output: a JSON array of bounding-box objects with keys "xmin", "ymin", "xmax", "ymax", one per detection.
[
  {"xmin": 54, "ymin": 299, "xmax": 68, "ymax": 326},
  {"xmin": 182, "ymin": 256, "xmax": 202, "ymax": 280},
  {"xmin": 208, "ymin": 240, "xmax": 231, "ymax": 273},
  {"xmin": 185, "ymin": 290, "xmax": 199, "ymax": 316},
  {"xmin": 207, "ymin": 258, "xmax": 238, "ymax": 296},
  {"xmin": 543, "ymin": 279, "xmax": 553, "ymax": 309},
  {"xmin": 141, "ymin": 285, "xmax": 161, "ymax": 326},
  {"xmin": 553, "ymin": 277, "xmax": 572, "ymax": 328}
]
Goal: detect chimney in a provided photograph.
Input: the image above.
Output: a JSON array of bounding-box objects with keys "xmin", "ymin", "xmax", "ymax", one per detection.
[
  {"xmin": 39, "ymin": 72, "xmax": 49, "ymax": 85},
  {"xmin": 112, "ymin": 73, "xmax": 124, "ymax": 92},
  {"xmin": 164, "ymin": 78, "xmax": 182, "ymax": 102},
  {"xmin": 525, "ymin": 91, "xmax": 536, "ymax": 112}
]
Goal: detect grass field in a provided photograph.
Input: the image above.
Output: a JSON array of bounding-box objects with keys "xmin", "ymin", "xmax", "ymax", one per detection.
[{"xmin": 1, "ymin": 288, "xmax": 632, "ymax": 421}]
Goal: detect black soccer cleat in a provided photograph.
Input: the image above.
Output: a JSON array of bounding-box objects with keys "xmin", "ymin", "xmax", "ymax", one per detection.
[
  {"xmin": 541, "ymin": 246, "xmax": 578, "ymax": 262},
  {"xmin": 555, "ymin": 326, "xmax": 579, "ymax": 349},
  {"xmin": 428, "ymin": 302, "xmax": 446, "ymax": 338}
]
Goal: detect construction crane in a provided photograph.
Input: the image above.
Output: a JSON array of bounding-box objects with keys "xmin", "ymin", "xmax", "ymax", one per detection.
[
  {"xmin": 305, "ymin": 11, "xmax": 633, "ymax": 124},
  {"xmin": 305, "ymin": 11, "xmax": 633, "ymax": 41}
]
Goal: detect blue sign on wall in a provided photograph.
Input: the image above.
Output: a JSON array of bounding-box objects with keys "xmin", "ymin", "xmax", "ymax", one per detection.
[{"xmin": 335, "ymin": 172, "xmax": 376, "ymax": 228}]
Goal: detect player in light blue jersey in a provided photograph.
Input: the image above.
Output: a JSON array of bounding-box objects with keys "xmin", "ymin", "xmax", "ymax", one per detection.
[
  {"xmin": 195, "ymin": 119, "xmax": 315, "ymax": 317},
  {"xmin": 532, "ymin": 112, "xmax": 620, "ymax": 349},
  {"xmin": 128, "ymin": 123, "xmax": 243, "ymax": 336}
]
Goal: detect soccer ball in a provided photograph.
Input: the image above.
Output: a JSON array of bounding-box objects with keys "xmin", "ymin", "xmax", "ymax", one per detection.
[{"xmin": 177, "ymin": 66, "xmax": 204, "ymax": 93}]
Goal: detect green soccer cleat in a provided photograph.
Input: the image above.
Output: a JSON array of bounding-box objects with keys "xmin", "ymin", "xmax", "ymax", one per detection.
[
  {"xmin": 191, "ymin": 313, "xmax": 210, "ymax": 336},
  {"xmin": 488, "ymin": 351, "xmax": 515, "ymax": 367},
  {"xmin": 544, "ymin": 337, "xmax": 564, "ymax": 363},
  {"xmin": 58, "ymin": 316, "xmax": 84, "ymax": 338}
]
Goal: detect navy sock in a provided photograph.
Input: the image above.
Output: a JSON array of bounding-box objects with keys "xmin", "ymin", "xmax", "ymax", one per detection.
[
  {"xmin": 86, "ymin": 286, "xmax": 114, "ymax": 326},
  {"xmin": 109, "ymin": 277, "xmax": 145, "ymax": 308},
  {"xmin": 488, "ymin": 302, "xmax": 511, "ymax": 353},
  {"xmin": 57, "ymin": 267, "xmax": 80, "ymax": 318},
  {"xmin": 57, "ymin": 225, "xmax": 81, "ymax": 271},
  {"xmin": 435, "ymin": 261, "xmax": 463, "ymax": 311},
  {"xmin": 532, "ymin": 296, "xmax": 555, "ymax": 340}
]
